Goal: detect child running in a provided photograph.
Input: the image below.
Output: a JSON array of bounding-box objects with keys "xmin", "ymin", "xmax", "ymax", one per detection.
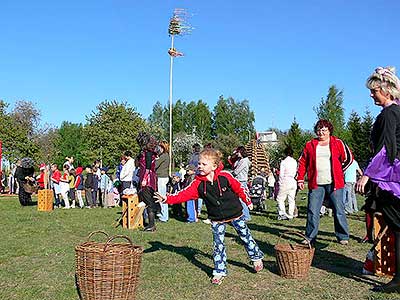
[{"xmin": 154, "ymin": 148, "xmax": 264, "ymax": 285}]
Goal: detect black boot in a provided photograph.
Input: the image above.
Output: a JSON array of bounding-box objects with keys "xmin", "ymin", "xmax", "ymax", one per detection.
[
  {"xmin": 144, "ymin": 209, "xmax": 156, "ymax": 232},
  {"xmin": 373, "ymin": 231, "xmax": 400, "ymax": 293}
]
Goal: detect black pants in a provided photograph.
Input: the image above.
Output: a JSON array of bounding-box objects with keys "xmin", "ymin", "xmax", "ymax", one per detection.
[
  {"xmin": 138, "ymin": 187, "xmax": 160, "ymax": 213},
  {"xmin": 18, "ymin": 180, "xmax": 31, "ymax": 206}
]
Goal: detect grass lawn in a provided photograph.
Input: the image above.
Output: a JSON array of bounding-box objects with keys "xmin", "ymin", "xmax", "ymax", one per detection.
[{"xmin": 1, "ymin": 190, "xmax": 400, "ymax": 300}]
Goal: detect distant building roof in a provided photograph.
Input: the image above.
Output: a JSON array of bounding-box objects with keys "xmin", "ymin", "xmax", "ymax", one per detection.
[{"xmin": 256, "ymin": 131, "xmax": 278, "ymax": 144}]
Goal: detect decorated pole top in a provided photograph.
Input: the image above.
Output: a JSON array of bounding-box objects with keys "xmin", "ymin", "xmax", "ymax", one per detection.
[{"xmin": 168, "ymin": 8, "xmax": 193, "ymax": 36}]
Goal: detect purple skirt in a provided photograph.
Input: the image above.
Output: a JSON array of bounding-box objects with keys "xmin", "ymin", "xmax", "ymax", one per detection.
[
  {"xmin": 364, "ymin": 147, "xmax": 400, "ymax": 199},
  {"xmin": 364, "ymin": 146, "xmax": 400, "ymax": 231}
]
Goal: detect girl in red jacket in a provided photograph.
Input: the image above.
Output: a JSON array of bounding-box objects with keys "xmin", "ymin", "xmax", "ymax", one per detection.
[{"xmin": 155, "ymin": 148, "xmax": 264, "ymax": 285}]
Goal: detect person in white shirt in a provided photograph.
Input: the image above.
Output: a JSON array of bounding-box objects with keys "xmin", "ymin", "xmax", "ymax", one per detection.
[
  {"xmin": 343, "ymin": 159, "xmax": 363, "ymax": 214},
  {"xmin": 267, "ymin": 171, "xmax": 276, "ymax": 199},
  {"xmin": 120, "ymin": 151, "xmax": 136, "ymax": 190},
  {"xmin": 276, "ymin": 146, "xmax": 298, "ymax": 220}
]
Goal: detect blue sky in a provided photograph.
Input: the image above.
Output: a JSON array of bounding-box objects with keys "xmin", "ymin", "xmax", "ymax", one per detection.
[{"xmin": 1, "ymin": 0, "xmax": 399, "ymax": 132}]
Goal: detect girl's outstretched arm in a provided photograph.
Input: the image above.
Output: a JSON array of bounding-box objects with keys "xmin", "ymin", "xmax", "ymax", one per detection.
[{"xmin": 157, "ymin": 180, "xmax": 201, "ymax": 205}]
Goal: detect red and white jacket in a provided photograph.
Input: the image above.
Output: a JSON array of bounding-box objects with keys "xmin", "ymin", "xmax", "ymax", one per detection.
[
  {"xmin": 297, "ymin": 136, "xmax": 353, "ymax": 190},
  {"xmin": 51, "ymin": 169, "xmax": 61, "ymax": 184}
]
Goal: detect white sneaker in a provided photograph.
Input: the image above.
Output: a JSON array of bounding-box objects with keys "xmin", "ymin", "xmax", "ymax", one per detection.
[
  {"xmin": 211, "ymin": 274, "xmax": 225, "ymax": 285},
  {"xmin": 202, "ymin": 219, "xmax": 212, "ymax": 224},
  {"xmin": 253, "ymin": 259, "xmax": 264, "ymax": 272}
]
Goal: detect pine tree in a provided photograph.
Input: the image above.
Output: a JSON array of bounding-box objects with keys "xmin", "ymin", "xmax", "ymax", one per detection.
[
  {"xmin": 359, "ymin": 109, "xmax": 374, "ymax": 165},
  {"xmin": 285, "ymin": 117, "xmax": 306, "ymax": 160},
  {"xmin": 314, "ymin": 85, "xmax": 346, "ymax": 139},
  {"xmin": 346, "ymin": 111, "xmax": 364, "ymax": 161}
]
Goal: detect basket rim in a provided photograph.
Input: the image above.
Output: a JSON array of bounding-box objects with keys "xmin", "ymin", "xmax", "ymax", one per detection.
[
  {"xmin": 75, "ymin": 242, "xmax": 144, "ymax": 252},
  {"xmin": 274, "ymin": 244, "xmax": 314, "ymax": 251}
]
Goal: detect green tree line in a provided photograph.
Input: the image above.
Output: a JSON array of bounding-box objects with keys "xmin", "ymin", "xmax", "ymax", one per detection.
[
  {"xmin": 0, "ymin": 87, "xmax": 374, "ymax": 172},
  {"xmin": 0, "ymin": 96, "xmax": 255, "ymax": 170}
]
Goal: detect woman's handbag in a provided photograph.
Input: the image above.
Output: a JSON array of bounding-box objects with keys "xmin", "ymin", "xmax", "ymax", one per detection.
[{"xmin": 23, "ymin": 181, "xmax": 37, "ymax": 194}]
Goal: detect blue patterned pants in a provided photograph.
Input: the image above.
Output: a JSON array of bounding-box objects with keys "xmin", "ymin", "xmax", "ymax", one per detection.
[{"xmin": 211, "ymin": 215, "xmax": 264, "ymax": 276}]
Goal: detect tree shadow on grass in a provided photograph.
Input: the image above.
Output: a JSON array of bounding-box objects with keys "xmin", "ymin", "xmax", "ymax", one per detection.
[
  {"xmin": 346, "ymin": 213, "xmax": 366, "ymax": 222},
  {"xmin": 144, "ymin": 241, "xmax": 254, "ymax": 275},
  {"xmin": 312, "ymin": 247, "xmax": 383, "ymax": 285},
  {"xmin": 256, "ymin": 221, "xmax": 361, "ymax": 246},
  {"xmin": 223, "ymin": 226, "xmax": 279, "ymax": 275}
]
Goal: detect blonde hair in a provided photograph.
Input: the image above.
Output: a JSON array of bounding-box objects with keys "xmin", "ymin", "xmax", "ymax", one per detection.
[
  {"xmin": 366, "ymin": 66, "xmax": 400, "ymax": 99},
  {"xmin": 159, "ymin": 140, "xmax": 170, "ymax": 153},
  {"xmin": 199, "ymin": 148, "xmax": 223, "ymax": 166}
]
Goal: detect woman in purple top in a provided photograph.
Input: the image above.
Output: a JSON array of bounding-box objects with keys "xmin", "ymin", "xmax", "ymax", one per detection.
[
  {"xmin": 356, "ymin": 66, "xmax": 400, "ymax": 293},
  {"xmin": 136, "ymin": 132, "xmax": 159, "ymax": 232}
]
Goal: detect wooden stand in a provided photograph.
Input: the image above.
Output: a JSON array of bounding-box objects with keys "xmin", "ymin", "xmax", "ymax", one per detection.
[
  {"xmin": 374, "ymin": 212, "xmax": 395, "ymax": 277},
  {"xmin": 121, "ymin": 194, "xmax": 144, "ymax": 229},
  {"xmin": 37, "ymin": 189, "xmax": 53, "ymax": 211}
]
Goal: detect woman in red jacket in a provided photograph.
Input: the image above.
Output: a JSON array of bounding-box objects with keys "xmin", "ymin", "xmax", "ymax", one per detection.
[{"xmin": 297, "ymin": 119, "xmax": 353, "ymax": 245}]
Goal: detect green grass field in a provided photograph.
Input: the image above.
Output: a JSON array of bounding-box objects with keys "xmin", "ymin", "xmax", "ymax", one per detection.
[{"xmin": 1, "ymin": 191, "xmax": 400, "ymax": 300}]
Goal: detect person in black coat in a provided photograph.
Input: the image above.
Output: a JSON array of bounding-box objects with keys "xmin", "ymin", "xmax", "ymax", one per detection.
[{"xmin": 14, "ymin": 158, "xmax": 35, "ymax": 206}]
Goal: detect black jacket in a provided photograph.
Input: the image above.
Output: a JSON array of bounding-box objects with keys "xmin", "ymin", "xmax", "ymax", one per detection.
[{"xmin": 166, "ymin": 163, "xmax": 251, "ymax": 221}]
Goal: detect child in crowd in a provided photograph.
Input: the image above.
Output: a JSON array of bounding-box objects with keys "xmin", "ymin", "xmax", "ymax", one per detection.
[
  {"xmin": 184, "ymin": 164, "xmax": 198, "ymax": 223},
  {"xmin": 74, "ymin": 167, "xmax": 85, "ymax": 208},
  {"xmin": 111, "ymin": 178, "xmax": 121, "ymax": 207},
  {"xmin": 68, "ymin": 168, "xmax": 76, "ymax": 208},
  {"xmin": 168, "ymin": 172, "xmax": 184, "ymax": 220},
  {"xmin": 60, "ymin": 165, "xmax": 71, "ymax": 209},
  {"xmin": 155, "ymin": 148, "xmax": 264, "ymax": 285},
  {"xmin": 50, "ymin": 164, "xmax": 62, "ymax": 208},
  {"xmin": 92, "ymin": 165, "xmax": 99, "ymax": 207},
  {"xmin": 84, "ymin": 165, "xmax": 95, "ymax": 208},
  {"xmin": 36, "ymin": 164, "xmax": 46, "ymax": 190},
  {"xmin": 100, "ymin": 167, "xmax": 111, "ymax": 207},
  {"xmin": 104, "ymin": 174, "xmax": 116, "ymax": 207},
  {"xmin": 8, "ymin": 164, "xmax": 16, "ymax": 194},
  {"xmin": 0, "ymin": 171, "xmax": 5, "ymax": 193},
  {"xmin": 267, "ymin": 170, "xmax": 276, "ymax": 199}
]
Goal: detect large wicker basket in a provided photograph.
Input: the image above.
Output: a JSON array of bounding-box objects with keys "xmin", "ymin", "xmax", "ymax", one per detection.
[
  {"xmin": 275, "ymin": 231, "xmax": 315, "ymax": 279},
  {"xmin": 75, "ymin": 231, "xmax": 143, "ymax": 300}
]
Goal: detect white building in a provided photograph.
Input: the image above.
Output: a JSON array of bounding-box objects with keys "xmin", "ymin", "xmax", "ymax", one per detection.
[{"xmin": 256, "ymin": 131, "xmax": 278, "ymax": 145}]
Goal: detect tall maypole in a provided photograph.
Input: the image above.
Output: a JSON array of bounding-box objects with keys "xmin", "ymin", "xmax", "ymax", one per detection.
[{"xmin": 167, "ymin": 8, "xmax": 192, "ymax": 175}]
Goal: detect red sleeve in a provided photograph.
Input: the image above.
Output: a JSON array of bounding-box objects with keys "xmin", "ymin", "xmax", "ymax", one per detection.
[
  {"xmin": 221, "ymin": 171, "xmax": 251, "ymax": 206},
  {"xmin": 297, "ymin": 144, "xmax": 309, "ymax": 182},
  {"xmin": 166, "ymin": 180, "xmax": 201, "ymax": 205},
  {"xmin": 74, "ymin": 176, "xmax": 81, "ymax": 189}
]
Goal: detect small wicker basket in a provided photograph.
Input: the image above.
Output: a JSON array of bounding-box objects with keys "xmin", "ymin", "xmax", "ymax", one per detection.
[
  {"xmin": 275, "ymin": 231, "xmax": 315, "ymax": 279},
  {"xmin": 75, "ymin": 231, "xmax": 143, "ymax": 300}
]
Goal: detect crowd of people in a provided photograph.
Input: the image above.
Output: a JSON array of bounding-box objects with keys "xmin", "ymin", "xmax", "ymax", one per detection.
[{"xmin": 1, "ymin": 66, "xmax": 400, "ymax": 292}]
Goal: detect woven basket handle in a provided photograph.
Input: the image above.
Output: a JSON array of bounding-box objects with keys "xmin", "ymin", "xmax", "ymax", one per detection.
[
  {"xmin": 103, "ymin": 235, "xmax": 133, "ymax": 252},
  {"xmin": 277, "ymin": 231, "xmax": 312, "ymax": 249},
  {"xmin": 86, "ymin": 230, "xmax": 109, "ymax": 241}
]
